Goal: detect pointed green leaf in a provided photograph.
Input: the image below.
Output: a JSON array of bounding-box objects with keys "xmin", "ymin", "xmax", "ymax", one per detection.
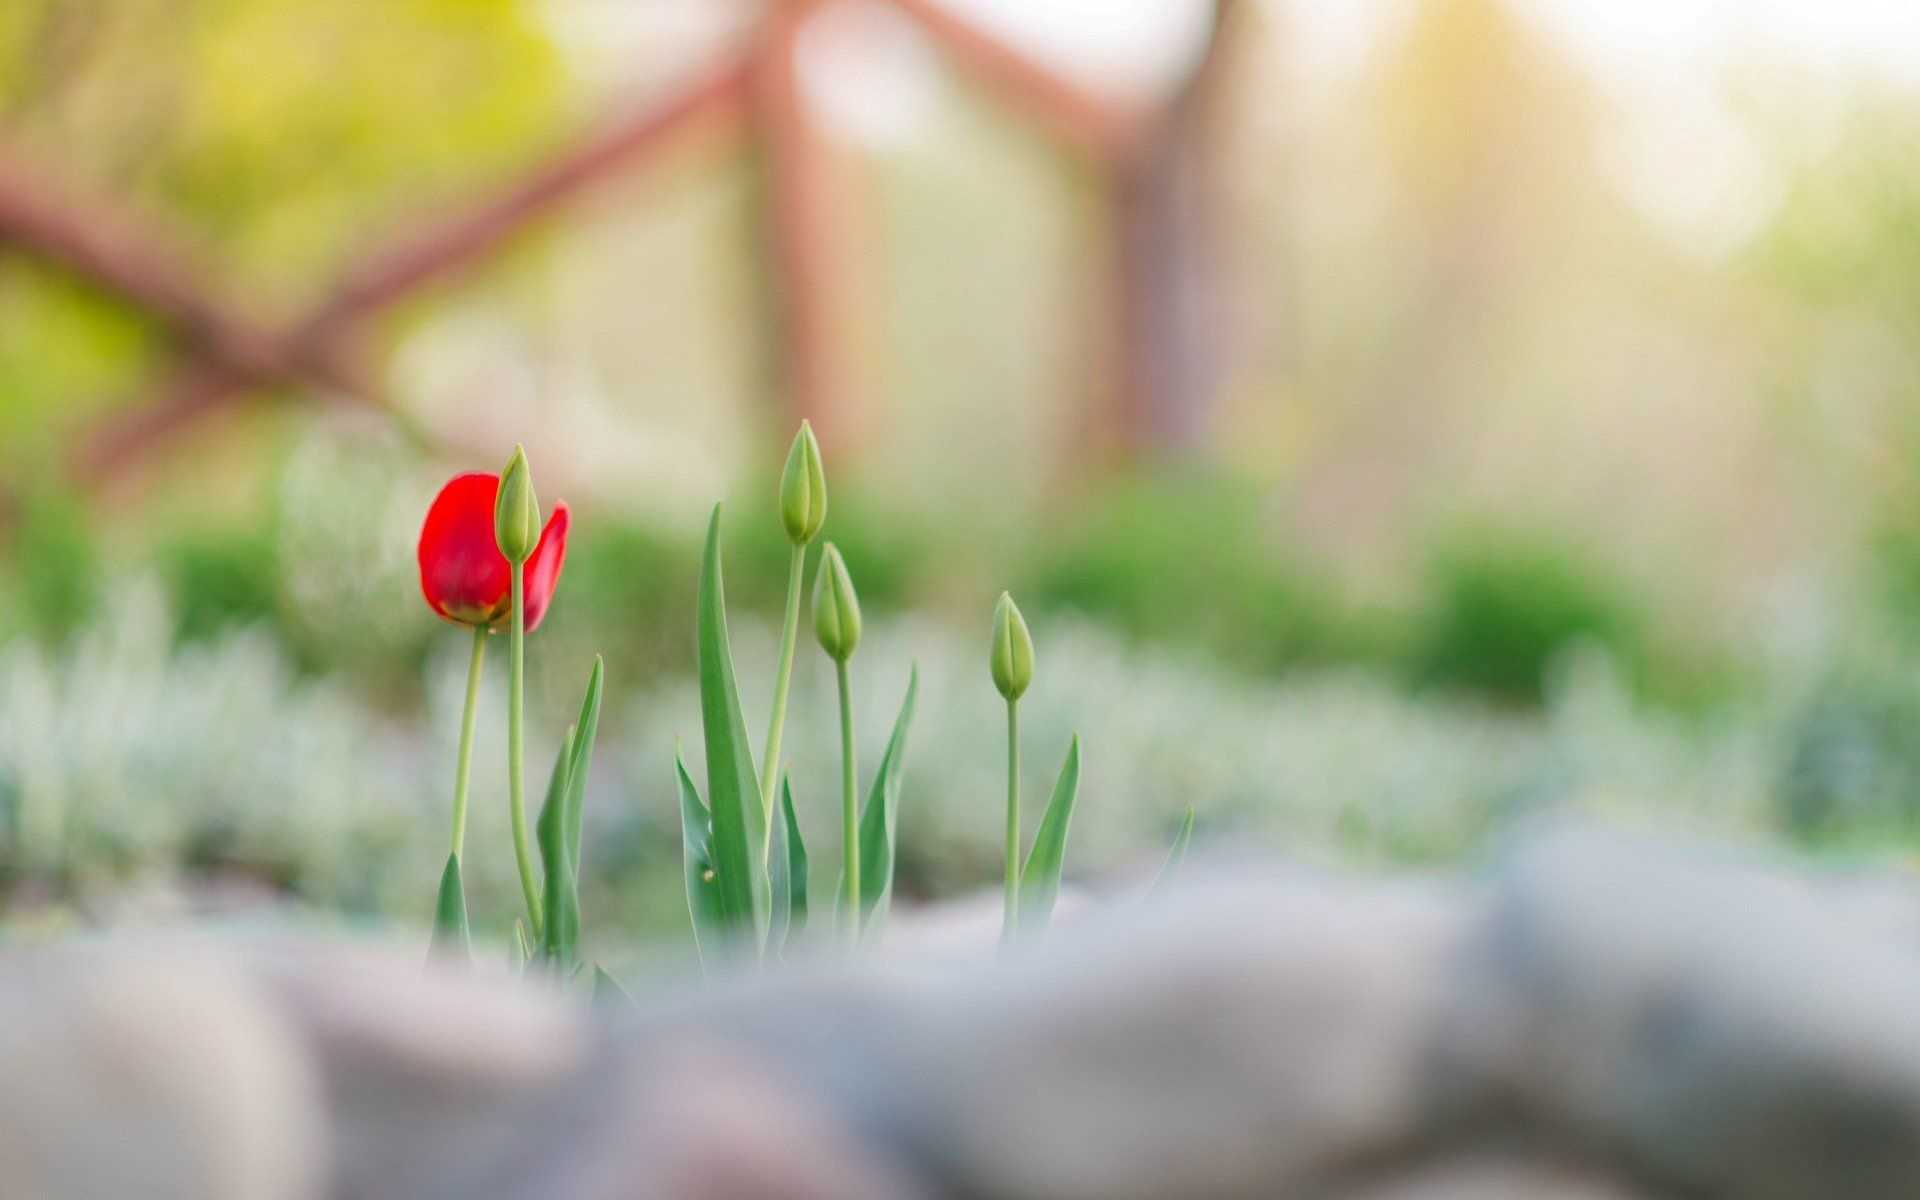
[
  {"xmin": 536, "ymin": 727, "xmax": 579, "ymax": 971},
  {"xmin": 510, "ymin": 918, "xmax": 531, "ymax": 974},
  {"xmin": 539, "ymin": 656, "xmax": 604, "ymax": 974},
  {"xmin": 592, "ymin": 964, "xmax": 635, "ymax": 1008},
  {"xmin": 768, "ymin": 770, "xmax": 792, "ymax": 955},
  {"xmin": 779, "ymin": 771, "xmax": 810, "ymax": 948},
  {"xmin": 563, "ymin": 657, "xmax": 605, "ymax": 873},
  {"xmin": 675, "ymin": 744, "xmax": 729, "ymax": 968},
  {"xmin": 428, "ymin": 852, "xmax": 471, "ymax": 967},
  {"xmin": 696, "ymin": 504, "xmax": 766, "ymax": 935},
  {"xmin": 855, "ymin": 667, "xmax": 918, "ymax": 932},
  {"xmin": 1148, "ymin": 806, "xmax": 1195, "ymax": 899},
  {"xmin": 1017, "ymin": 735, "xmax": 1081, "ymax": 935}
]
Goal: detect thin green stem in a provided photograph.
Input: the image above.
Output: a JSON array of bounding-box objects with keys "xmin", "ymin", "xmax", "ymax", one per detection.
[
  {"xmin": 507, "ymin": 563, "xmax": 543, "ymax": 938},
  {"xmin": 761, "ymin": 543, "xmax": 806, "ymax": 834},
  {"xmin": 449, "ymin": 624, "xmax": 488, "ymax": 858},
  {"xmin": 836, "ymin": 656, "xmax": 860, "ymax": 948},
  {"xmin": 1003, "ymin": 698, "xmax": 1020, "ymax": 946}
]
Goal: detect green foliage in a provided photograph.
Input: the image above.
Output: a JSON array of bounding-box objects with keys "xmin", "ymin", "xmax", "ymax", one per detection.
[
  {"xmin": 1026, "ymin": 469, "xmax": 1361, "ymax": 674},
  {"xmin": 1410, "ymin": 525, "xmax": 1647, "ymax": 704},
  {"xmin": 534, "ymin": 728, "xmax": 575, "ymax": 963},
  {"xmin": 3, "ymin": 490, "xmax": 103, "ymax": 643},
  {"xmin": 535, "ymin": 657, "xmax": 602, "ymax": 972},
  {"xmin": 694, "ymin": 505, "xmax": 766, "ymax": 936},
  {"xmin": 674, "ymin": 747, "xmax": 728, "ymax": 968},
  {"xmin": 591, "ymin": 964, "xmax": 633, "ymax": 1007},
  {"xmin": 855, "ymin": 668, "xmax": 919, "ymax": 933},
  {"xmin": 1149, "ymin": 807, "xmax": 1195, "ymax": 899},
  {"xmin": 159, "ymin": 522, "xmax": 284, "ymax": 643},
  {"xmin": 1016, "ymin": 734, "xmax": 1081, "ymax": 936},
  {"xmin": 1776, "ymin": 657, "xmax": 1920, "ymax": 842},
  {"xmin": 768, "ymin": 773, "xmax": 808, "ymax": 957},
  {"xmin": 429, "ymin": 852, "xmax": 470, "ymax": 966}
]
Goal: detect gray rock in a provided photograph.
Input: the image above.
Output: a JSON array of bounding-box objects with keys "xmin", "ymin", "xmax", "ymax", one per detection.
[
  {"xmin": 8, "ymin": 832, "xmax": 1920, "ymax": 1200},
  {"xmin": 850, "ymin": 872, "xmax": 1467, "ymax": 1200},
  {"xmin": 0, "ymin": 941, "xmax": 324, "ymax": 1200},
  {"xmin": 1443, "ymin": 829, "xmax": 1920, "ymax": 1200},
  {"xmin": 1302, "ymin": 1155, "xmax": 1662, "ymax": 1200}
]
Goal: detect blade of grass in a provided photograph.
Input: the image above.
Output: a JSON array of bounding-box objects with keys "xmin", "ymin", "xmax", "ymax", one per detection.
[
  {"xmin": 536, "ymin": 727, "xmax": 578, "ymax": 970},
  {"xmin": 1017, "ymin": 734, "xmax": 1081, "ymax": 936},
  {"xmin": 592, "ymin": 964, "xmax": 634, "ymax": 1007},
  {"xmin": 856, "ymin": 666, "xmax": 918, "ymax": 933},
  {"xmin": 779, "ymin": 773, "xmax": 808, "ymax": 953},
  {"xmin": 1148, "ymin": 806, "xmax": 1195, "ymax": 899},
  {"xmin": 696, "ymin": 504, "xmax": 766, "ymax": 938},
  {"xmin": 510, "ymin": 919, "xmax": 530, "ymax": 974},
  {"xmin": 563, "ymin": 657, "xmax": 604, "ymax": 875},
  {"xmin": 428, "ymin": 852, "xmax": 470, "ymax": 967},
  {"xmin": 675, "ymin": 744, "xmax": 729, "ymax": 968},
  {"xmin": 768, "ymin": 767, "xmax": 792, "ymax": 954}
]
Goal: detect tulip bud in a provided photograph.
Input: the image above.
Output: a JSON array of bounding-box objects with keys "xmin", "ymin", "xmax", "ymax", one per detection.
[
  {"xmin": 989, "ymin": 592, "xmax": 1034, "ymax": 701},
  {"xmin": 779, "ymin": 420, "xmax": 828, "ymax": 546},
  {"xmin": 495, "ymin": 444, "xmax": 540, "ymax": 564},
  {"xmin": 813, "ymin": 542, "xmax": 862, "ymax": 662}
]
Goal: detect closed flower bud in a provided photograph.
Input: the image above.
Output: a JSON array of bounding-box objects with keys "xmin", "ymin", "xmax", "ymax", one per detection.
[
  {"xmin": 495, "ymin": 444, "xmax": 540, "ymax": 564},
  {"xmin": 779, "ymin": 420, "xmax": 828, "ymax": 546},
  {"xmin": 813, "ymin": 542, "xmax": 862, "ymax": 662},
  {"xmin": 989, "ymin": 592, "xmax": 1034, "ymax": 701}
]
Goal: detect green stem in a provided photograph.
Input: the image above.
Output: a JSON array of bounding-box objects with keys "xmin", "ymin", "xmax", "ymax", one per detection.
[
  {"xmin": 761, "ymin": 543, "xmax": 806, "ymax": 836},
  {"xmin": 1003, "ymin": 697, "xmax": 1020, "ymax": 947},
  {"xmin": 836, "ymin": 656, "xmax": 860, "ymax": 948},
  {"xmin": 449, "ymin": 624, "xmax": 488, "ymax": 858},
  {"xmin": 508, "ymin": 562, "xmax": 543, "ymax": 938}
]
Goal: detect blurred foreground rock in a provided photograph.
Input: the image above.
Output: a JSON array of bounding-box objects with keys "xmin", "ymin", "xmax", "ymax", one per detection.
[{"xmin": 5, "ymin": 828, "xmax": 1920, "ymax": 1200}]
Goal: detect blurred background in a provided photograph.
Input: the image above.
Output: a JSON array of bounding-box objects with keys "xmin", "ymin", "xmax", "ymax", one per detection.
[{"xmin": 4, "ymin": 0, "xmax": 1920, "ymax": 959}]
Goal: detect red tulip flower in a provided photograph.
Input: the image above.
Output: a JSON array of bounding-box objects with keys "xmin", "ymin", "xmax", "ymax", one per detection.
[{"xmin": 418, "ymin": 471, "xmax": 570, "ymax": 632}]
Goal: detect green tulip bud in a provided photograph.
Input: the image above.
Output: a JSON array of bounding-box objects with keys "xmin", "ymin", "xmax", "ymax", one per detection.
[
  {"xmin": 813, "ymin": 542, "xmax": 862, "ymax": 662},
  {"xmin": 495, "ymin": 444, "xmax": 540, "ymax": 564},
  {"xmin": 989, "ymin": 592, "xmax": 1034, "ymax": 701},
  {"xmin": 779, "ymin": 420, "xmax": 828, "ymax": 546}
]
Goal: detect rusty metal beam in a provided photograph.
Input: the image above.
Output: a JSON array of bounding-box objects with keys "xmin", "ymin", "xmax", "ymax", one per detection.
[
  {"xmin": 0, "ymin": 139, "xmax": 362, "ymax": 393},
  {"xmin": 73, "ymin": 52, "xmax": 752, "ymax": 482},
  {"xmin": 885, "ymin": 0, "xmax": 1148, "ymax": 162},
  {"xmin": 748, "ymin": 0, "xmax": 873, "ymax": 447}
]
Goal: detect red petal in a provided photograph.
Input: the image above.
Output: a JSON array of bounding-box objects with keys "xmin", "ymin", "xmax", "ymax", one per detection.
[
  {"xmin": 418, "ymin": 472, "xmax": 511, "ymax": 628},
  {"xmin": 520, "ymin": 501, "xmax": 570, "ymax": 633}
]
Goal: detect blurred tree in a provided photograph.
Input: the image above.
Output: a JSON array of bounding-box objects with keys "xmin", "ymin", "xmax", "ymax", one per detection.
[{"xmin": 0, "ymin": 0, "xmax": 566, "ymax": 468}]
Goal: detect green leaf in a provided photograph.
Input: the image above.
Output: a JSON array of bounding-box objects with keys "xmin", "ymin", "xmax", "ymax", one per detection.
[
  {"xmin": 563, "ymin": 657, "xmax": 605, "ymax": 874},
  {"xmin": 541, "ymin": 656, "xmax": 604, "ymax": 974},
  {"xmin": 510, "ymin": 918, "xmax": 531, "ymax": 974},
  {"xmin": 767, "ymin": 772, "xmax": 809, "ymax": 957},
  {"xmin": 591, "ymin": 964, "xmax": 635, "ymax": 1008},
  {"xmin": 696, "ymin": 504, "xmax": 767, "ymax": 936},
  {"xmin": 428, "ymin": 852, "xmax": 470, "ymax": 967},
  {"xmin": 1149, "ymin": 806, "xmax": 1195, "ymax": 899},
  {"xmin": 675, "ymin": 744, "xmax": 729, "ymax": 968},
  {"xmin": 1017, "ymin": 734, "xmax": 1081, "ymax": 936},
  {"xmin": 856, "ymin": 666, "xmax": 919, "ymax": 931},
  {"xmin": 536, "ymin": 727, "xmax": 578, "ymax": 971}
]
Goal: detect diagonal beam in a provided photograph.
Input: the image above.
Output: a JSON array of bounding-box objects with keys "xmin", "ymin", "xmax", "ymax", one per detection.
[
  {"xmin": 884, "ymin": 0, "xmax": 1149, "ymax": 161},
  {"xmin": 74, "ymin": 52, "xmax": 752, "ymax": 482},
  {"xmin": 0, "ymin": 138, "xmax": 363, "ymax": 393}
]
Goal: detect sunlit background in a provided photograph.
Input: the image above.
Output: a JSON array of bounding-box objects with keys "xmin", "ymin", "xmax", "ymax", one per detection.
[{"xmin": 4, "ymin": 0, "xmax": 1920, "ymax": 955}]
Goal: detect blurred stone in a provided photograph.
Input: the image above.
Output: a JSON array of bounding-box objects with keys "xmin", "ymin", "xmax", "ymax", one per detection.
[
  {"xmin": 809, "ymin": 872, "xmax": 1469, "ymax": 1200},
  {"xmin": 1441, "ymin": 829, "xmax": 1920, "ymax": 1200},
  {"xmin": 0, "ymin": 941, "xmax": 325, "ymax": 1200},
  {"xmin": 8, "ymin": 833, "xmax": 1920, "ymax": 1200},
  {"xmin": 1305, "ymin": 1157, "xmax": 1661, "ymax": 1200}
]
